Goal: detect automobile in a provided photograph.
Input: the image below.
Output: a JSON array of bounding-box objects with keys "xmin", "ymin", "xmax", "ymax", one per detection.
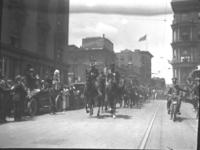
[
  {"xmin": 70, "ymin": 82, "xmax": 86, "ymax": 109},
  {"xmin": 27, "ymin": 88, "xmax": 62, "ymax": 116}
]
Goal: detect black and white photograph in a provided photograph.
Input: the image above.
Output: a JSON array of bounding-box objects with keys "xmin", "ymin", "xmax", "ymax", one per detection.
[{"xmin": 0, "ymin": 0, "xmax": 199, "ymax": 149}]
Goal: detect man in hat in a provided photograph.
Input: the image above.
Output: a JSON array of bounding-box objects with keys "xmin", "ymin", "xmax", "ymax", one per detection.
[
  {"xmin": 0, "ymin": 74, "xmax": 10, "ymax": 123},
  {"xmin": 167, "ymin": 77, "xmax": 187, "ymax": 115},
  {"xmin": 12, "ymin": 75, "xmax": 27, "ymax": 121},
  {"xmin": 88, "ymin": 62, "xmax": 99, "ymax": 81},
  {"xmin": 25, "ymin": 68, "xmax": 37, "ymax": 91}
]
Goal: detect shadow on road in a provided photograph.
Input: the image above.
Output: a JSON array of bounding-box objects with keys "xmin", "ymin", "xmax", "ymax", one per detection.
[
  {"xmin": 176, "ymin": 116, "xmax": 196, "ymax": 122},
  {"xmin": 116, "ymin": 114, "xmax": 132, "ymax": 119},
  {"xmin": 92, "ymin": 114, "xmax": 132, "ymax": 119},
  {"xmin": 0, "ymin": 116, "xmax": 35, "ymax": 126}
]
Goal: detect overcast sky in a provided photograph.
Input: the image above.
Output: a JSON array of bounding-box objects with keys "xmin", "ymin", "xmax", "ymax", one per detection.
[{"xmin": 68, "ymin": 0, "xmax": 174, "ymax": 84}]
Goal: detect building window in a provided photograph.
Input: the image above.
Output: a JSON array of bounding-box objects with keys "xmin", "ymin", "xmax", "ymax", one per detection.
[
  {"xmin": 10, "ymin": 35, "xmax": 18, "ymax": 47},
  {"xmin": 198, "ymin": 12, "xmax": 200, "ymax": 19},
  {"xmin": 128, "ymin": 56, "xmax": 132, "ymax": 62},
  {"xmin": 180, "ymin": 27, "xmax": 190, "ymax": 41},
  {"xmin": 120, "ymin": 57, "xmax": 124, "ymax": 61},
  {"xmin": 181, "ymin": 56, "xmax": 190, "ymax": 62},
  {"xmin": 173, "ymin": 29, "xmax": 178, "ymax": 42},
  {"xmin": 181, "ymin": 13, "xmax": 188, "ymax": 20},
  {"xmin": 173, "ymin": 49, "xmax": 177, "ymax": 58},
  {"xmin": 198, "ymin": 31, "xmax": 200, "ymax": 40}
]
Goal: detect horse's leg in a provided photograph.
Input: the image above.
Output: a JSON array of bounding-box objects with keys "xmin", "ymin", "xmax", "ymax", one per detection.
[
  {"xmin": 109, "ymin": 94, "xmax": 116, "ymax": 118},
  {"xmin": 85, "ymin": 96, "xmax": 89, "ymax": 113},
  {"xmin": 97, "ymin": 95, "xmax": 100, "ymax": 117},
  {"xmin": 88, "ymin": 97, "xmax": 93, "ymax": 116}
]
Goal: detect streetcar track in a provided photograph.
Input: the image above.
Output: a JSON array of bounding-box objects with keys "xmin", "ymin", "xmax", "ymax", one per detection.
[{"xmin": 138, "ymin": 103, "xmax": 160, "ymax": 149}]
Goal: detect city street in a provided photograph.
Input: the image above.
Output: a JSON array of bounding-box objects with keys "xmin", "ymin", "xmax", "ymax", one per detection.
[{"xmin": 0, "ymin": 100, "xmax": 198, "ymax": 149}]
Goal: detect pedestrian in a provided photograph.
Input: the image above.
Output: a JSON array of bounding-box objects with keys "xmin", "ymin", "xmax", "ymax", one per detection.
[
  {"xmin": 25, "ymin": 68, "xmax": 37, "ymax": 91},
  {"xmin": 5, "ymin": 79, "xmax": 13, "ymax": 118},
  {"xmin": 0, "ymin": 74, "xmax": 10, "ymax": 123},
  {"xmin": 69, "ymin": 85, "xmax": 75, "ymax": 110},
  {"xmin": 45, "ymin": 72, "xmax": 56, "ymax": 114},
  {"xmin": 11, "ymin": 75, "xmax": 27, "ymax": 121},
  {"xmin": 62, "ymin": 85, "xmax": 69, "ymax": 111}
]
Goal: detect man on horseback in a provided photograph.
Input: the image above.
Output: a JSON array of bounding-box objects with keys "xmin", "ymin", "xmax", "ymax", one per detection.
[
  {"xmin": 106, "ymin": 63, "xmax": 120, "ymax": 118},
  {"xmin": 85, "ymin": 60, "xmax": 99, "ymax": 115}
]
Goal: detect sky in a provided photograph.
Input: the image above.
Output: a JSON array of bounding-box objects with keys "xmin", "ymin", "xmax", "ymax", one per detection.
[{"xmin": 68, "ymin": 0, "xmax": 174, "ymax": 84}]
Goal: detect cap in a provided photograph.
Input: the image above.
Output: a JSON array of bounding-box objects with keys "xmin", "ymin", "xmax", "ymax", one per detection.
[
  {"xmin": 15, "ymin": 75, "xmax": 21, "ymax": 81},
  {"xmin": 29, "ymin": 68, "xmax": 34, "ymax": 72},
  {"xmin": 172, "ymin": 77, "xmax": 177, "ymax": 81},
  {"xmin": 54, "ymin": 69, "xmax": 60, "ymax": 74}
]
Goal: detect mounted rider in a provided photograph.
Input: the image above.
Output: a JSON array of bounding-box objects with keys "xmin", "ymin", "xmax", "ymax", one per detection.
[
  {"xmin": 85, "ymin": 58, "xmax": 99, "ymax": 115},
  {"xmin": 88, "ymin": 60, "xmax": 99, "ymax": 83},
  {"xmin": 87, "ymin": 59, "xmax": 99, "ymax": 96},
  {"xmin": 106, "ymin": 63, "xmax": 120, "ymax": 118},
  {"xmin": 167, "ymin": 77, "xmax": 188, "ymax": 115}
]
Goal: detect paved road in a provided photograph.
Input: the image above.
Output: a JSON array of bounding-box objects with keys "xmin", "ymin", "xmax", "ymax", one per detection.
[{"xmin": 0, "ymin": 100, "xmax": 198, "ymax": 149}]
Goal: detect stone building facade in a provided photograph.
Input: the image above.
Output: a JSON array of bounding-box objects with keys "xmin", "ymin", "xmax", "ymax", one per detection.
[
  {"xmin": 171, "ymin": 0, "xmax": 200, "ymax": 85},
  {"xmin": 0, "ymin": 0, "xmax": 69, "ymax": 83},
  {"xmin": 64, "ymin": 45, "xmax": 116, "ymax": 83},
  {"xmin": 116, "ymin": 49, "xmax": 153, "ymax": 85},
  {"xmin": 65, "ymin": 36, "xmax": 116, "ymax": 83}
]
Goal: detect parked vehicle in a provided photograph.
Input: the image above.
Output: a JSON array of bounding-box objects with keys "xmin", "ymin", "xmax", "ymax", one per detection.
[
  {"xmin": 27, "ymin": 88, "xmax": 62, "ymax": 116},
  {"xmin": 70, "ymin": 82, "xmax": 85, "ymax": 109}
]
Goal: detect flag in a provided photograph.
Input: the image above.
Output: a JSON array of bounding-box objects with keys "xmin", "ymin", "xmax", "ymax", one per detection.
[{"xmin": 138, "ymin": 34, "xmax": 147, "ymax": 42}]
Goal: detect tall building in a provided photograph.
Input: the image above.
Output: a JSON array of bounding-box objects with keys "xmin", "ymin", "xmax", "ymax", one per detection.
[
  {"xmin": 0, "ymin": 0, "xmax": 69, "ymax": 82},
  {"xmin": 65, "ymin": 36, "xmax": 116, "ymax": 83},
  {"xmin": 116, "ymin": 49, "xmax": 153, "ymax": 85},
  {"xmin": 82, "ymin": 35, "xmax": 114, "ymax": 52},
  {"xmin": 171, "ymin": 0, "xmax": 200, "ymax": 85}
]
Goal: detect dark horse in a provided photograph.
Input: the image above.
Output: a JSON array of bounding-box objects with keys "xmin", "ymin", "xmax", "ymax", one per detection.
[{"xmin": 84, "ymin": 71, "xmax": 106, "ymax": 117}]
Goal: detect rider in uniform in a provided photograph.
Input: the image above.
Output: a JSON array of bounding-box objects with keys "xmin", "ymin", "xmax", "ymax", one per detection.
[
  {"xmin": 106, "ymin": 64, "xmax": 120, "ymax": 118},
  {"xmin": 167, "ymin": 77, "xmax": 187, "ymax": 115},
  {"xmin": 88, "ymin": 61, "xmax": 99, "ymax": 83},
  {"xmin": 85, "ymin": 61, "xmax": 99, "ymax": 114}
]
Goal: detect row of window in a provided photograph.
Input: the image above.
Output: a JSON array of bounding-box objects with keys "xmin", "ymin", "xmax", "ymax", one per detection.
[{"xmin": 173, "ymin": 28, "xmax": 200, "ymax": 42}]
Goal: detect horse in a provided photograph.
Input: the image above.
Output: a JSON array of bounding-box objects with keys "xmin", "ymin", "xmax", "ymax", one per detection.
[
  {"xmin": 84, "ymin": 70, "xmax": 107, "ymax": 117},
  {"xmin": 95, "ymin": 73, "xmax": 106, "ymax": 117},
  {"xmin": 84, "ymin": 70, "xmax": 98, "ymax": 116},
  {"xmin": 105, "ymin": 72, "xmax": 119, "ymax": 118},
  {"xmin": 115, "ymin": 78, "xmax": 126, "ymax": 108}
]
